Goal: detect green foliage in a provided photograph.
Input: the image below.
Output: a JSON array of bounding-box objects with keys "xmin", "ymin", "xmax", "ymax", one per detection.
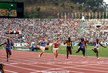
[
  {"xmin": 86, "ymin": 0, "xmax": 104, "ymax": 9},
  {"xmin": 86, "ymin": 0, "xmax": 94, "ymax": 7},
  {"xmin": 78, "ymin": 4, "xmax": 82, "ymax": 10},
  {"xmin": 93, "ymin": 13, "xmax": 95, "ymax": 19},
  {"xmin": 36, "ymin": 7, "xmax": 40, "ymax": 12},
  {"xmin": 92, "ymin": 7, "xmax": 98, "ymax": 12},
  {"xmin": 24, "ymin": 14, "xmax": 29, "ymax": 18},
  {"xmin": 3, "ymin": 0, "xmax": 104, "ymax": 18},
  {"xmin": 104, "ymin": 12, "xmax": 106, "ymax": 18},
  {"xmin": 58, "ymin": 0, "xmax": 64, "ymax": 2},
  {"xmin": 35, "ymin": 14, "xmax": 40, "ymax": 18},
  {"xmin": 48, "ymin": 16, "xmax": 55, "ymax": 19},
  {"xmin": 70, "ymin": 5, "xmax": 74, "ymax": 9},
  {"xmin": 52, "ymin": 2, "xmax": 58, "ymax": 6},
  {"xmin": 61, "ymin": 2, "xmax": 65, "ymax": 7},
  {"xmin": 31, "ymin": 10, "xmax": 35, "ymax": 14}
]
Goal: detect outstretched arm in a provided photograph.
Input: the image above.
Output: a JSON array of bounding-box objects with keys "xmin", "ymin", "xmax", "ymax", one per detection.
[
  {"xmin": 35, "ymin": 41, "xmax": 41, "ymax": 47},
  {"xmin": 51, "ymin": 42, "xmax": 54, "ymax": 50},
  {"xmin": 46, "ymin": 40, "xmax": 51, "ymax": 45},
  {"xmin": 0, "ymin": 42, "xmax": 6, "ymax": 46},
  {"xmin": 99, "ymin": 43, "xmax": 106, "ymax": 48},
  {"xmin": 78, "ymin": 42, "xmax": 81, "ymax": 46},
  {"xmin": 58, "ymin": 43, "xmax": 62, "ymax": 49}
]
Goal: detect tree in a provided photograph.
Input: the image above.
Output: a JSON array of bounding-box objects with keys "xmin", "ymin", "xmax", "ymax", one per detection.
[
  {"xmin": 86, "ymin": 0, "xmax": 104, "ymax": 9},
  {"xmin": 93, "ymin": 7, "xmax": 98, "ymax": 12},
  {"xmin": 52, "ymin": 1, "xmax": 58, "ymax": 6},
  {"xmin": 61, "ymin": 3, "xmax": 65, "ymax": 7},
  {"xmin": 36, "ymin": 7, "xmax": 40, "ymax": 12},
  {"xmin": 78, "ymin": 4, "xmax": 82, "ymax": 10},
  {"xmin": 70, "ymin": 6, "xmax": 74, "ymax": 9}
]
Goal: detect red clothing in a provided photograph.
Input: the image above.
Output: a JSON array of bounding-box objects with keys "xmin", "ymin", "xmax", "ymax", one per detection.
[{"xmin": 54, "ymin": 43, "xmax": 59, "ymax": 48}]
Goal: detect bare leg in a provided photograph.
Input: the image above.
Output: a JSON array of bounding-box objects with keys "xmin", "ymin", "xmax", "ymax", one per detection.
[
  {"xmin": 56, "ymin": 50, "xmax": 58, "ymax": 58},
  {"xmin": 67, "ymin": 48, "xmax": 69, "ymax": 59},
  {"xmin": 6, "ymin": 49, "xmax": 9, "ymax": 62},
  {"xmin": 76, "ymin": 49, "xmax": 80, "ymax": 53},
  {"xmin": 96, "ymin": 52, "xmax": 98, "ymax": 58},
  {"xmin": 92, "ymin": 48, "xmax": 98, "ymax": 59},
  {"xmin": 82, "ymin": 48, "xmax": 85, "ymax": 57},
  {"xmin": 95, "ymin": 49, "xmax": 98, "ymax": 58},
  {"xmin": 69, "ymin": 49, "xmax": 72, "ymax": 55},
  {"xmin": 39, "ymin": 48, "xmax": 44, "ymax": 57},
  {"xmin": 8, "ymin": 50, "xmax": 12, "ymax": 58},
  {"xmin": 53, "ymin": 50, "xmax": 56, "ymax": 59}
]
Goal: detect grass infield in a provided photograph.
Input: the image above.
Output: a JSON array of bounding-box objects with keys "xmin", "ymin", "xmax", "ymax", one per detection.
[{"xmin": 0, "ymin": 46, "xmax": 108, "ymax": 58}]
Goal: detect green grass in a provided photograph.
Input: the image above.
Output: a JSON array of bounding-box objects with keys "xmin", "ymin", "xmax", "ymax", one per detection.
[
  {"xmin": 0, "ymin": 3, "xmax": 17, "ymax": 10},
  {"xmin": 0, "ymin": 46, "xmax": 108, "ymax": 58}
]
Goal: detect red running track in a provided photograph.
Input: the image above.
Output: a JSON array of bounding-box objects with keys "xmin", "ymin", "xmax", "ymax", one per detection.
[{"xmin": 0, "ymin": 49, "xmax": 108, "ymax": 73}]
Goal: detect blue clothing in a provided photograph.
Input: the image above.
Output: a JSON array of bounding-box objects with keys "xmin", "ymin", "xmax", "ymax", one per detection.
[
  {"xmin": 80, "ymin": 42, "xmax": 85, "ymax": 48},
  {"xmin": 5, "ymin": 42, "xmax": 13, "ymax": 50},
  {"xmin": 78, "ymin": 42, "xmax": 85, "ymax": 50},
  {"xmin": 40, "ymin": 40, "xmax": 46, "ymax": 47},
  {"xmin": 79, "ymin": 47, "xmax": 83, "ymax": 50},
  {"xmin": 30, "ymin": 45, "xmax": 35, "ymax": 51}
]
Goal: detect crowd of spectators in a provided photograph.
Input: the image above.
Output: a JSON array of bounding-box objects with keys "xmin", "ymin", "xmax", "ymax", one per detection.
[
  {"xmin": 0, "ymin": 9, "xmax": 17, "ymax": 17},
  {"xmin": 0, "ymin": 18, "xmax": 108, "ymax": 44}
]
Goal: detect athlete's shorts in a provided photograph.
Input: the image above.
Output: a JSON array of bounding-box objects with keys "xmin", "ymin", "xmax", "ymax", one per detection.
[
  {"xmin": 94, "ymin": 48, "xmax": 99, "ymax": 50},
  {"xmin": 67, "ymin": 46, "xmax": 71, "ymax": 50},
  {"xmin": 40, "ymin": 46, "xmax": 45, "ymax": 50},
  {"xmin": 79, "ymin": 47, "xmax": 83, "ymax": 50},
  {"xmin": 6, "ymin": 47, "xmax": 11, "ymax": 50},
  {"xmin": 94, "ymin": 46, "xmax": 99, "ymax": 50},
  {"xmin": 53, "ymin": 48, "xmax": 58, "ymax": 51}
]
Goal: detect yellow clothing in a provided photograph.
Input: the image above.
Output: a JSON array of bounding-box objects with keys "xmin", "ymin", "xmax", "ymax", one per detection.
[{"xmin": 67, "ymin": 41, "xmax": 72, "ymax": 46}]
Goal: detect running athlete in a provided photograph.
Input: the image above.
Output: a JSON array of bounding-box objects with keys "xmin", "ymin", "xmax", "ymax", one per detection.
[
  {"xmin": 51, "ymin": 38, "xmax": 61, "ymax": 60},
  {"xmin": 64, "ymin": 37, "xmax": 73, "ymax": 59},
  {"xmin": 76, "ymin": 38, "xmax": 86, "ymax": 58},
  {"xmin": 0, "ymin": 38, "xmax": 14, "ymax": 62},
  {"xmin": 36, "ymin": 37, "xmax": 48, "ymax": 58},
  {"xmin": 92, "ymin": 39, "xmax": 106, "ymax": 59}
]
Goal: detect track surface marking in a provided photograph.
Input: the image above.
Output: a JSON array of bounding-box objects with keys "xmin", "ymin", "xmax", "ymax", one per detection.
[{"xmin": 0, "ymin": 49, "xmax": 108, "ymax": 73}]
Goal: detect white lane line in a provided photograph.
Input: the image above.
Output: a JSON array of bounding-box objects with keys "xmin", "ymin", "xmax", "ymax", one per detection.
[
  {"xmin": 1, "ymin": 55, "xmax": 108, "ymax": 69},
  {"xmin": 2, "ymin": 57, "xmax": 108, "ymax": 73},
  {"xmin": 0, "ymin": 55, "xmax": 105, "ymax": 66},
  {"xmin": 10, "ymin": 63, "xmax": 18, "ymax": 65},
  {"xmin": 1, "ymin": 58, "xmax": 85, "ymax": 73},
  {"xmin": 2, "ymin": 55, "xmax": 108, "ymax": 72},
  {"xmin": 0, "ymin": 52, "xmax": 97, "ymax": 61},
  {"xmin": 5, "ymin": 69, "xmax": 18, "ymax": 73},
  {"xmin": 6, "ymin": 56, "xmax": 108, "ymax": 70},
  {"xmin": 4, "ymin": 63, "xmax": 41, "ymax": 72},
  {"xmin": 46, "ymin": 63, "xmax": 108, "ymax": 73},
  {"xmin": 1, "ymin": 52, "xmax": 108, "ymax": 72},
  {"xmin": 30, "ymin": 70, "xmax": 84, "ymax": 73},
  {"xmin": 30, "ymin": 70, "xmax": 70, "ymax": 73},
  {"xmin": 0, "ymin": 54, "xmax": 107, "ymax": 66}
]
